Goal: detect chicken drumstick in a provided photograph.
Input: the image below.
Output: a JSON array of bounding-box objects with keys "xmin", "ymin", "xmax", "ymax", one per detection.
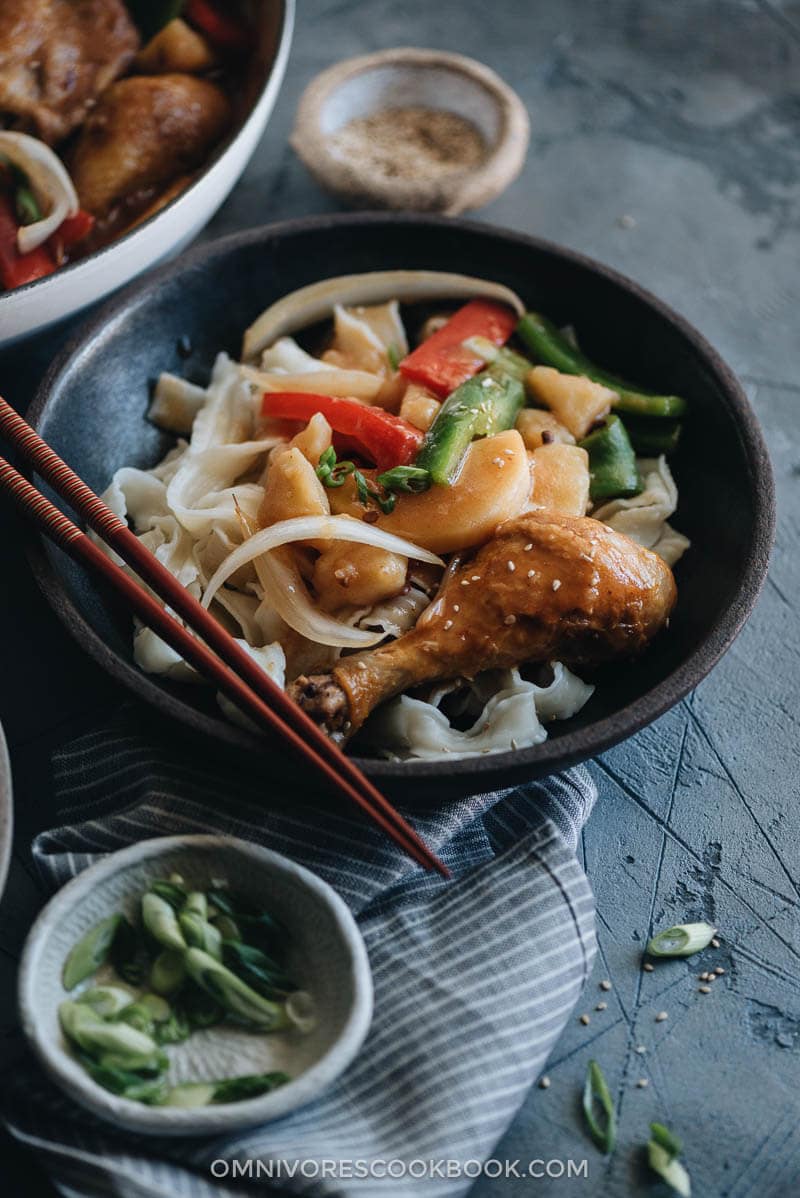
[{"xmin": 289, "ymin": 512, "xmax": 677, "ymax": 743}]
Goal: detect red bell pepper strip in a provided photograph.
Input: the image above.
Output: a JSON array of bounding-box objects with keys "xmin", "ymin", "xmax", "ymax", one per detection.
[
  {"xmin": 55, "ymin": 209, "xmax": 95, "ymax": 251},
  {"xmin": 185, "ymin": 0, "xmax": 248, "ymax": 49},
  {"xmin": 399, "ymin": 299, "xmax": 517, "ymax": 398},
  {"xmin": 261, "ymin": 392, "xmax": 424, "ymax": 470},
  {"xmin": 0, "ymin": 194, "xmax": 56, "ymax": 291}
]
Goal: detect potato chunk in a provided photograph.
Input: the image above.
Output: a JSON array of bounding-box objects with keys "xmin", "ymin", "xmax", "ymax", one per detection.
[
  {"xmin": 329, "ymin": 430, "xmax": 531, "ymax": 554},
  {"xmin": 399, "ymin": 384, "xmax": 441, "ymax": 432},
  {"xmin": 134, "ymin": 18, "xmax": 215, "ymax": 74},
  {"xmin": 516, "ymin": 408, "xmax": 575, "ymax": 450},
  {"xmin": 526, "ymin": 366, "xmax": 615, "ymax": 439},
  {"xmin": 259, "ymin": 446, "xmax": 330, "ymax": 528},
  {"xmin": 530, "ymin": 444, "xmax": 590, "ymax": 517},
  {"xmin": 313, "ymin": 544, "xmax": 407, "ymax": 611}
]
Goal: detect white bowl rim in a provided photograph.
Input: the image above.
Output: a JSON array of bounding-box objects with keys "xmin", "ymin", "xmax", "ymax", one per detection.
[
  {"xmin": 0, "ymin": 0, "xmax": 295, "ymax": 313},
  {"xmin": 18, "ymin": 833, "xmax": 373, "ymax": 1135}
]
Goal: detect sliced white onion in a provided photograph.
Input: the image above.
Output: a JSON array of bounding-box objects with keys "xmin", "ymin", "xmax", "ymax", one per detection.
[
  {"xmin": 242, "ymin": 271, "xmax": 525, "ymax": 361},
  {"xmin": 201, "ymin": 515, "xmax": 443, "ymax": 648},
  {"xmin": 254, "ymin": 547, "xmax": 383, "ymax": 648},
  {"xmin": 0, "ymin": 132, "xmax": 79, "ymax": 253},
  {"xmin": 240, "ymin": 363, "xmax": 381, "ymax": 401}
]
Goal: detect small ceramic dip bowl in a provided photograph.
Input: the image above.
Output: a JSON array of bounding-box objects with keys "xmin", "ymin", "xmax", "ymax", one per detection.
[
  {"xmin": 19, "ymin": 835, "xmax": 372, "ymax": 1135},
  {"xmin": 291, "ymin": 47, "xmax": 530, "ymax": 213}
]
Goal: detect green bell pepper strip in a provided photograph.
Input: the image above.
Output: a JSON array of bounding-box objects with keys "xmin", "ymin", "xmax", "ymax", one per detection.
[
  {"xmin": 620, "ymin": 414, "xmax": 682, "ymax": 455},
  {"xmin": 414, "ymin": 371, "xmax": 526, "ymax": 486},
  {"xmin": 579, "ymin": 415, "xmax": 642, "ymax": 502},
  {"xmin": 516, "ymin": 311, "xmax": 687, "ymax": 418}
]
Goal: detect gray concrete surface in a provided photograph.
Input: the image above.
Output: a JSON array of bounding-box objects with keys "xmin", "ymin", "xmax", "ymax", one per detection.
[{"xmin": 1, "ymin": 1, "xmax": 798, "ymax": 1193}]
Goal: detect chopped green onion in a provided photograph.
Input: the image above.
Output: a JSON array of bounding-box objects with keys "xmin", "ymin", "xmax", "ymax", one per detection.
[
  {"xmin": 646, "ymin": 922, "xmax": 716, "ymax": 958},
  {"xmin": 387, "ymin": 343, "xmax": 401, "ymax": 371},
  {"xmin": 648, "ymin": 1139, "xmax": 691, "ymax": 1196},
  {"xmin": 354, "ymin": 469, "xmax": 395, "ymax": 514},
  {"xmin": 582, "ymin": 1059, "xmax": 617, "ymax": 1154},
  {"xmin": 316, "ymin": 446, "xmax": 355, "ymax": 489},
  {"xmin": 650, "ymin": 1122, "xmax": 683, "ymax": 1158},
  {"xmin": 376, "ymin": 465, "xmax": 431, "ymax": 494}
]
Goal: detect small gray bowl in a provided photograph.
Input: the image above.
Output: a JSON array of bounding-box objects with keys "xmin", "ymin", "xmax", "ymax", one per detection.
[{"xmin": 19, "ymin": 835, "xmax": 373, "ymax": 1135}]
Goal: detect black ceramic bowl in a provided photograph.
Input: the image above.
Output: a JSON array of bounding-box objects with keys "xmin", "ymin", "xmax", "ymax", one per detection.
[{"xmin": 27, "ymin": 214, "xmax": 774, "ymax": 799}]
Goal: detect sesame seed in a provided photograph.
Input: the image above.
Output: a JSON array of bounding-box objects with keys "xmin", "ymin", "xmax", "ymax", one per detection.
[
  {"xmin": 715, "ymin": 966, "xmax": 725, "ymax": 975},
  {"xmin": 636, "ymin": 1078, "xmax": 649, "ymax": 1089},
  {"xmin": 707, "ymin": 973, "xmax": 716, "ymax": 982},
  {"xmin": 472, "ymin": 575, "xmax": 481, "ymax": 581},
  {"xmin": 643, "ymin": 962, "xmax": 654, "ymax": 972},
  {"xmin": 699, "ymin": 972, "xmax": 709, "ymax": 981},
  {"xmin": 524, "ymin": 543, "xmax": 533, "ymax": 551},
  {"xmin": 287, "ymin": 585, "xmax": 296, "ymax": 594},
  {"xmin": 699, "ymin": 986, "xmax": 711, "ymax": 994},
  {"xmin": 655, "ymin": 1011, "xmax": 668, "ymax": 1022},
  {"xmin": 635, "ymin": 1045, "xmax": 647, "ymax": 1054},
  {"xmin": 504, "ymin": 614, "xmax": 517, "ymax": 626},
  {"xmin": 444, "ymin": 619, "xmax": 453, "ymax": 630},
  {"xmin": 552, "ymin": 579, "xmax": 562, "ymax": 591},
  {"xmin": 356, "ymin": 661, "xmax": 367, "ymax": 670},
  {"xmin": 527, "ymin": 569, "xmax": 536, "ymax": 578},
  {"xmin": 711, "ymin": 938, "xmax": 720, "ymax": 948},
  {"xmin": 595, "ymin": 1001, "xmax": 607, "ymax": 1011},
  {"xmin": 453, "ymin": 604, "xmax": 460, "ymax": 612},
  {"xmin": 579, "ymin": 1014, "xmax": 591, "ymax": 1026},
  {"xmin": 492, "ymin": 457, "xmax": 506, "ymax": 468},
  {"xmin": 504, "ymin": 448, "xmax": 515, "ymax": 457},
  {"xmin": 600, "ymin": 980, "xmax": 612, "ymax": 991},
  {"xmin": 539, "ymin": 1075, "xmax": 551, "ymax": 1089},
  {"xmin": 507, "ymin": 560, "xmax": 516, "ymax": 572},
  {"xmin": 461, "ymin": 579, "xmax": 470, "ymax": 586}
]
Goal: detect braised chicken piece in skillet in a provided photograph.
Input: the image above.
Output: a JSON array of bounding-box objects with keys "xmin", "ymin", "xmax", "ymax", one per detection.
[
  {"xmin": 69, "ymin": 73, "xmax": 230, "ymax": 220},
  {"xmin": 0, "ymin": 0, "xmax": 139, "ymax": 144},
  {"xmin": 289, "ymin": 512, "xmax": 677, "ymax": 742}
]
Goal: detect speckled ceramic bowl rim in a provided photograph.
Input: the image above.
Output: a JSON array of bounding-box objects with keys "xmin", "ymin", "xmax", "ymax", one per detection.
[
  {"xmin": 26, "ymin": 213, "xmax": 776, "ymax": 793},
  {"xmin": 18, "ymin": 834, "xmax": 373, "ymax": 1134},
  {"xmin": 0, "ymin": 721, "xmax": 12, "ymax": 902}
]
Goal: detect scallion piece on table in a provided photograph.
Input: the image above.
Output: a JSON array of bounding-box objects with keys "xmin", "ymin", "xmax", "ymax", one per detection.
[
  {"xmin": 582, "ymin": 1059, "xmax": 617, "ymax": 1154},
  {"xmin": 647, "ymin": 1123, "xmax": 691, "ymax": 1197},
  {"xmin": 516, "ymin": 311, "xmax": 688, "ymax": 418},
  {"xmin": 650, "ymin": 1122, "xmax": 683, "ymax": 1158},
  {"xmin": 646, "ymin": 922, "xmax": 716, "ymax": 958}
]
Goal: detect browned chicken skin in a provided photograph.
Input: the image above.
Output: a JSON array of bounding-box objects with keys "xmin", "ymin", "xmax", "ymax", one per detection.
[
  {"xmin": 0, "ymin": 0, "xmax": 139, "ymax": 144},
  {"xmin": 69, "ymin": 73, "xmax": 230, "ymax": 219},
  {"xmin": 289, "ymin": 512, "xmax": 677, "ymax": 742}
]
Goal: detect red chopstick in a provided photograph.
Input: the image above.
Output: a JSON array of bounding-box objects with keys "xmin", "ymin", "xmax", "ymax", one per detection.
[{"xmin": 0, "ymin": 404, "xmax": 449, "ymax": 878}]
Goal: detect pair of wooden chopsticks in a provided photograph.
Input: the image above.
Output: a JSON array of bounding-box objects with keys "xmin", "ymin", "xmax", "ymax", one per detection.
[{"xmin": 0, "ymin": 398, "xmax": 448, "ymax": 878}]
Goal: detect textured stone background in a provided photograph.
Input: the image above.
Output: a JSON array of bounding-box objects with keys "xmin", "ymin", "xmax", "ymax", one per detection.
[{"xmin": 1, "ymin": 1, "xmax": 798, "ymax": 1194}]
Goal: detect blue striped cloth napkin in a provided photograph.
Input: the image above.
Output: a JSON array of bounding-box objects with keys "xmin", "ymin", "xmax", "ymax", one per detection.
[{"xmin": 3, "ymin": 712, "xmax": 596, "ymax": 1198}]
